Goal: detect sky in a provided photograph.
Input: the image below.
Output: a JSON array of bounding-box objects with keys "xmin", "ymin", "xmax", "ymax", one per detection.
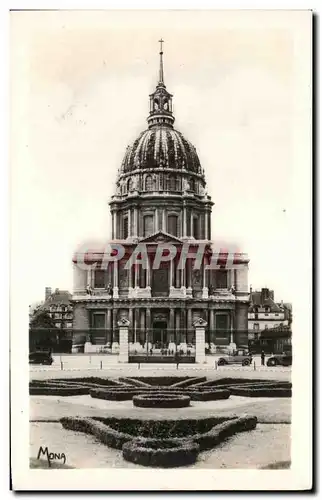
[{"xmin": 10, "ymin": 10, "xmax": 311, "ymax": 306}]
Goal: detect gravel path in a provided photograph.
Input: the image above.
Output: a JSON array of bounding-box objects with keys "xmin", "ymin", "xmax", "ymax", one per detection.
[
  {"xmin": 30, "ymin": 394, "xmax": 291, "ymax": 424},
  {"xmin": 30, "ymin": 422, "xmax": 291, "ymax": 469}
]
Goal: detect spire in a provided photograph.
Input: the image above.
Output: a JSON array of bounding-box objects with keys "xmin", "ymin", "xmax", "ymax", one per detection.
[
  {"xmin": 158, "ymin": 38, "xmax": 164, "ymax": 85},
  {"xmin": 147, "ymin": 39, "xmax": 175, "ymax": 129}
]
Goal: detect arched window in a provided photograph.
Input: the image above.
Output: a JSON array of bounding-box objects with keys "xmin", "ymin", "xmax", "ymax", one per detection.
[
  {"xmin": 127, "ymin": 178, "xmax": 133, "ymax": 192},
  {"xmin": 145, "ymin": 175, "xmax": 153, "ymax": 191},
  {"xmin": 143, "ymin": 215, "xmax": 154, "ymax": 237},
  {"xmin": 189, "ymin": 178, "xmax": 195, "ymax": 192},
  {"xmin": 168, "ymin": 215, "xmax": 178, "ymax": 237}
]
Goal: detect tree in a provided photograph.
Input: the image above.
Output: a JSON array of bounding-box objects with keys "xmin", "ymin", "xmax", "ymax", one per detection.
[{"xmin": 29, "ymin": 311, "xmax": 58, "ymax": 351}]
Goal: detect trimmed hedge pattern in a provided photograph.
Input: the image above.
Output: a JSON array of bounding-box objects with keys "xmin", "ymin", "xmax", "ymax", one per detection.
[
  {"xmin": 60, "ymin": 414, "xmax": 258, "ymax": 467},
  {"xmin": 94, "ymin": 416, "xmax": 231, "ymax": 438},
  {"xmin": 61, "ymin": 417, "xmax": 132, "ymax": 449},
  {"xmin": 30, "ymin": 376, "xmax": 292, "ymax": 400},
  {"xmin": 132, "ymin": 394, "xmax": 191, "ymax": 408},
  {"xmin": 122, "ymin": 438, "xmax": 199, "ymax": 467},
  {"xmin": 229, "ymin": 387, "xmax": 292, "ymax": 398},
  {"xmin": 171, "ymin": 376, "xmax": 207, "ymax": 388},
  {"xmin": 30, "ymin": 385, "xmax": 89, "ymax": 396}
]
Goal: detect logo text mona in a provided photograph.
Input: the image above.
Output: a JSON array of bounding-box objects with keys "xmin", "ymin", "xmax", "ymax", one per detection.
[{"xmin": 37, "ymin": 446, "xmax": 66, "ymax": 467}]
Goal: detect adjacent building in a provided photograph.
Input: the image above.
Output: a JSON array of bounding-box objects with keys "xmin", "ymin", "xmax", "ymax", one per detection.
[
  {"xmin": 72, "ymin": 44, "xmax": 250, "ymax": 361},
  {"xmin": 248, "ymin": 287, "xmax": 292, "ymax": 353}
]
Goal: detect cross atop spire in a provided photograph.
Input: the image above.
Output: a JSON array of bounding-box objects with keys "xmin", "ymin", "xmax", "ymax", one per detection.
[
  {"xmin": 158, "ymin": 38, "xmax": 164, "ymax": 85},
  {"xmin": 159, "ymin": 38, "xmax": 164, "ymax": 53}
]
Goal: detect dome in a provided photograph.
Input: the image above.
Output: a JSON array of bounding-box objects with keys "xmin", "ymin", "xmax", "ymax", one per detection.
[{"xmin": 120, "ymin": 126, "xmax": 204, "ymax": 177}]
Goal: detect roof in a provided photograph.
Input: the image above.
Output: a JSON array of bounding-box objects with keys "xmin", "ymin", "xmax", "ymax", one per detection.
[
  {"xmin": 119, "ymin": 127, "xmax": 203, "ymax": 177},
  {"xmin": 249, "ymin": 291, "xmax": 282, "ymax": 313},
  {"xmin": 41, "ymin": 290, "xmax": 72, "ymax": 309}
]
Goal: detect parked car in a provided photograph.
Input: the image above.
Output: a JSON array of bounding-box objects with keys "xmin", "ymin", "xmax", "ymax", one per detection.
[
  {"xmin": 217, "ymin": 349, "xmax": 253, "ymax": 366},
  {"xmin": 266, "ymin": 353, "xmax": 292, "ymax": 367},
  {"xmin": 29, "ymin": 351, "xmax": 53, "ymax": 365}
]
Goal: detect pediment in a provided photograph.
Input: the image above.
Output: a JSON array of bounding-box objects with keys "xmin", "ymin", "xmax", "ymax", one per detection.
[{"xmin": 139, "ymin": 230, "xmax": 182, "ymax": 244}]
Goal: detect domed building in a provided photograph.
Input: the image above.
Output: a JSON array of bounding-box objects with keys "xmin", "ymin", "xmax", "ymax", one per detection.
[{"xmin": 72, "ymin": 43, "xmax": 250, "ymax": 362}]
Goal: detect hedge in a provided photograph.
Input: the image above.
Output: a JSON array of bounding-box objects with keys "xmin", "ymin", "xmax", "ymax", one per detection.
[
  {"xmin": 30, "ymin": 385, "xmax": 89, "ymax": 396},
  {"xmin": 60, "ymin": 415, "xmax": 257, "ymax": 466},
  {"xmin": 54, "ymin": 377, "xmax": 127, "ymax": 387},
  {"xmin": 229, "ymin": 387, "xmax": 292, "ymax": 398},
  {"xmin": 93, "ymin": 416, "xmax": 232, "ymax": 438},
  {"xmin": 191, "ymin": 378, "xmax": 281, "ymax": 389},
  {"xmin": 90, "ymin": 389, "xmax": 137, "ymax": 401},
  {"xmin": 122, "ymin": 438, "xmax": 199, "ymax": 467},
  {"xmin": 188, "ymin": 389, "xmax": 230, "ymax": 401},
  {"xmin": 132, "ymin": 394, "xmax": 191, "ymax": 408},
  {"xmin": 194, "ymin": 416, "xmax": 258, "ymax": 451},
  {"xmin": 171, "ymin": 376, "xmax": 207, "ymax": 388},
  {"xmin": 130, "ymin": 376, "xmax": 192, "ymax": 386},
  {"xmin": 118, "ymin": 377, "xmax": 152, "ymax": 388},
  {"xmin": 61, "ymin": 417, "xmax": 133, "ymax": 449}
]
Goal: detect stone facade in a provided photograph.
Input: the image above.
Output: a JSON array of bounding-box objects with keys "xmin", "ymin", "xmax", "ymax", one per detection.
[{"xmin": 71, "ymin": 44, "xmax": 250, "ymax": 361}]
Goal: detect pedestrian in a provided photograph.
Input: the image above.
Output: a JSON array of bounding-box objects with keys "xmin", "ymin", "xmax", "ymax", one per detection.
[{"xmin": 261, "ymin": 350, "xmax": 265, "ymax": 366}]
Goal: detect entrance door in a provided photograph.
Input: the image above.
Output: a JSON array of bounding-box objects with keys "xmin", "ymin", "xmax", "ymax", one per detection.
[{"xmin": 153, "ymin": 321, "xmax": 167, "ymax": 348}]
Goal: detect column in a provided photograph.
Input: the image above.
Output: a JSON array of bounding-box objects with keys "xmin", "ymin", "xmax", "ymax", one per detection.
[
  {"xmin": 146, "ymin": 308, "xmax": 151, "ymax": 350},
  {"xmin": 134, "ymin": 264, "xmax": 139, "ymax": 289},
  {"xmin": 190, "ymin": 211, "xmax": 193, "ymax": 237},
  {"xmin": 183, "ymin": 206, "xmax": 187, "ymax": 237},
  {"xmin": 113, "ymin": 212, "xmax": 117, "ymax": 239},
  {"xmin": 146, "ymin": 255, "xmax": 151, "ymax": 288},
  {"xmin": 202, "ymin": 261, "xmax": 208, "ymax": 298},
  {"xmin": 162, "ymin": 209, "xmax": 167, "ymax": 232},
  {"xmin": 118, "ymin": 318, "xmax": 129, "ymax": 363},
  {"xmin": 209, "ymin": 309, "xmax": 215, "ymax": 345},
  {"xmin": 186, "ymin": 260, "xmax": 192, "ymax": 296},
  {"xmin": 169, "ymin": 259, "xmax": 174, "ymax": 288},
  {"xmin": 194, "ymin": 318, "xmax": 207, "ymax": 364},
  {"xmin": 106, "ymin": 309, "xmax": 112, "ymax": 344},
  {"xmin": 112, "ymin": 308, "xmax": 118, "ymax": 347},
  {"xmin": 113, "ymin": 260, "xmax": 119, "ymax": 298},
  {"xmin": 133, "ymin": 207, "xmax": 138, "ymax": 236},
  {"xmin": 169, "ymin": 308, "xmax": 175, "ymax": 331},
  {"xmin": 230, "ymin": 311, "xmax": 236, "ymax": 346},
  {"xmin": 87, "ymin": 269, "xmax": 92, "ymax": 288},
  {"xmin": 134, "ymin": 308, "xmax": 139, "ymax": 343},
  {"xmin": 204, "ymin": 212, "xmax": 208, "ymax": 240},
  {"xmin": 128, "ymin": 208, "xmax": 131, "ymax": 237},
  {"xmin": 128, "ymin": 308, "xmax": 134, "ymax": 343},
  {"xmin": 187, "ymin": 308, "xmax": 192, "ymax": 330},
  {"xmin": 155, "ymin": 208, "xmax": 159, "ymax": 232},
  {"xmin": 128, "ymin": 263, "xmax": 133, "ymax": 294}
]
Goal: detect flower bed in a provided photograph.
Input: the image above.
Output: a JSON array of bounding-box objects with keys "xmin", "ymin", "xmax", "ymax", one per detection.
[
  {"xmin": 229, "ymin": 387, "xmax": 292, "ymax": 398},
  {"xmin": 132, "ymin": 393, "xmax": 191, "ymax": 408},
  {"xmin": 122, "ymin": 438, "xmax": 199, "ymax": 467}
]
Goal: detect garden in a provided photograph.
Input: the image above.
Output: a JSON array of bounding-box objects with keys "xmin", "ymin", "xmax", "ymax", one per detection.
[{"xmin": 29, "ymin": 374, "xmax": 292, "ymax": 469}]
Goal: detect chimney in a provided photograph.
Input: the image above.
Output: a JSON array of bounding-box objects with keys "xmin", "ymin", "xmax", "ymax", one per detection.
[
  {"xmin": 45, "ymin": 287, "xmax": 52, "ymax": 300},
  {"xmin": 261, "ymin": 288, "xmax": 269, "ymax": 303}
]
